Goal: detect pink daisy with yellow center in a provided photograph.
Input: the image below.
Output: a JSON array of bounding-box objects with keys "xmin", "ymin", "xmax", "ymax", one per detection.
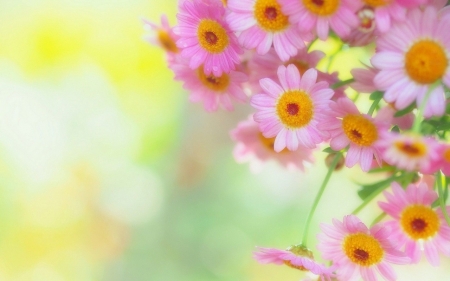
[
  {"xmin": 253, "ymin": 245, "xmax": 334, "ymax": 280},
  {"xmin": 371, "ymin": 6, "xmax": 450, "ymax": 117},
  {"xmin": 250, "ymin": 64, "xmax": 334, "ymax": 152},
  {"xmin": 378, "ymin": 182, "xmax": 450, "ymax": 265},
  {"xmin": 226, "ymin": 0, "xmax": 308, "ymax": 61},
  {"xmin": 317, "ymin": 215, "xmax": 410, "ymax": 281},
  {"xmin": 230, "ymin": 116, "xmax": 314, "ymax": 171},
  {"xmin": 278, "ymin": 0, "xmax": 361, "ymax": 40},
  {"xmin": 170, "ymin": 57, "xmax": 247, "ymax": 111},
  {"xmin": 319, "ymin": 98, "xmax": 387, "ymax": 172},
  {"xmin": 375, "ymin": 131, "xmax": 440, "ymax": 172},
  {"xmin": 174, "ymin": 0, "xmax": 242, "ymax": 76}
]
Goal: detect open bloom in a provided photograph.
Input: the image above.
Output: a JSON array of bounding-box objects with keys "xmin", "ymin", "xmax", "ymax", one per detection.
[
  {"xmin": 174, "ymin": 0, "xmax": 242, "ymax": 76},
  {"xmin": 375, "ymin": 131, "xmax": 440, "ymax": 172},
  {"xmin": 360, "ymin": 0, "xmax": 407, "ymax": 33},
  {"xmin": 319, "ymin": 98, "xmax": 387, "ymax": 172},
  {"xmin": 317, "ymin": 215, "xmax": 410, "ymax": 281},
  {"xmin": 230, "ymin": 116, "xmax": 314, "ymax": 171},
  {"xmin": 378, "ymin": 182, "xmax": 450, "ymax": 265},
  {"xmin": 250, "ymin": 64, "xmax": 334, "ymax": 152},
  {"xmin": 372, "ymin": 6, "xmax": 450, "ymax": 117},
  {"xmin": 170, "ymin": 57, "xmax": 247, "ymax": 111},
  {"xmin": 254, "ymin": 245, "xmax": 334, "ymax": 280},
  {"xmin": 226, "ymin": 0, "xmax": 308, "ymax": 61},
  {"xmin": 279, "ymin": 0, "xmax": 361, "ymax": 40}
]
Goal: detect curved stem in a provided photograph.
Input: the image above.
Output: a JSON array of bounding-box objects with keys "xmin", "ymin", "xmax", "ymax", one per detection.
[
  {"xmin": 437, "ymin": 171, "xmax": 450, "ymax": 226},
  {"xmin": 368, "ymin": 97, "xmax": 381, "ymax": 116},
  {"xmin": 331, "ymin": 78, "xmax": 355, "ymax": 89},
  {"xmin": 302, "ymin": 152, "xmax": 341, "ymax": 245}
]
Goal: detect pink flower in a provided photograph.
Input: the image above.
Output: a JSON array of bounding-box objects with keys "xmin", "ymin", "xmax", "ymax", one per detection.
[
  {"xmin": 279, "ymin": 0, "xmax": 361, "ymax": 40},
  {"xmin": 142, "ymin": 15, "xmax": 180, "ymax": 57},
  {"xmin": 343, "ymin": 6, "xmax": 377, "ymax": 47},
  {"xmin": 174, "ymin": 0, "xmax": 242, "ymax": 76},
  {"xmin": 371, "ymin": 6, "xmax": 450, "ymax": 118},
  {"xmin": 423, "ymin": 143, "xmax": 450, "ymax": 176},
  {"xmin": 250, "ymin": 65, "xmax": 334, "ymax": 152},
  {"xmin": 170, "ymin": 57, "xmax": 247, "ymax": 111},
  {"xmin": 375, "ymin": 131, "xmax": 440, "ymax": 172},
  {"xmin": 319, "ymin": 98, "xmax": 387, "ymax": 172},
  {"xmin": 253, "ymin": 245, "xmax": 334, "ymax": 280},
  {"xmin": 375, "ymin": 105, "xmax": 414, "ymax": 130},
  {"xmin": 378, "ymin": 182, "xmax": 450, "ymax": 266},
  {"xmin": 361, "ymin": 0, "xmax": 408, "ymax": 33},
  {"xmin": 226, "ymin": 0, "xmax": 308, "ymax": 61},
  {"xmin": 350, "ymin": 65, "xmax": 379, "ymax": 94},
  {"xmin": 317, "ymin": 215, "xmax": 410, "ymax": 281},
  {"xmin": 230, "ymin": 116, "xmax": 314, "ymax": 171}
]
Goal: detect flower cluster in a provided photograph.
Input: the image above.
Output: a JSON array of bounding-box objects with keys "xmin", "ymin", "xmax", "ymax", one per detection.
[{"xmin": 144, "ymin": 0, "xmax": 450, "ymax": 280}]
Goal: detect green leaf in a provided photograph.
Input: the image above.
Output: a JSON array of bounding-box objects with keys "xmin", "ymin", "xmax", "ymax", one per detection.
[
  {"xmin": 322, "ymin": 147, "xmax": 338, "ymax": 154},
  {"xmin": 357, "ymin": 175, "xmax": 401, "ymax": 200},
  {"xmin": 390, "ymin": 125, "xmax": 400, "ymax": 133},
  {"xmin": 369, "ymin": 91, "xmax": 383, "ymax": 101}
]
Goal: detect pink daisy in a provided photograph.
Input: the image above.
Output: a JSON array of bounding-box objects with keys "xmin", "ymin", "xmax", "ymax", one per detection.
[
  {"xmin": 279, "ymin": 0, "xmax": 361, "ymax": 40},
  {"xmin": 360, "ymin": 0, "xmax": 408, "ymax": 33},
  {"xmin": 378, "ymin": 182, "xmax": 450, "ymax": 265},
  {"xmin": 422, "ymin": 142, "xmax": 450, "ymax": 176},
  {"xmin": 375, "ymin": 105, "xmax": 414, "ymax": 130},
  {"xmin": 318, "ymin": 98, "xmax": 387, "ymax": 172},
  {"xmin": 226, "ymin": 0, "xmax": 308, "ymax": 61},
  {"xmin": 371, "ymin": 6, "xmax": 450, "ymax": 118},
  {"xmin": 170, "ymin": 57, "xmax": 247, "ymax": 111},
  {"xmin": 317, "ymin": 215, "xmax": 410, "ymax": 281},
  {"xmin": 343, "ymin": 6, "xmax": 377, "ymax": 47},
  {"xmin": 142, "ymin": 15, "xmax": 180, "ymax": 56},
  {"xmin": 253, "ymin": 245, "xmax": 334, "ymax": 280},
  {"xmin": 230, "ymin": 116, "xmax": 314, "ymax": 171},
  {"xmin": 350, "ymin": 65, "xmax": 379, "ymax": 94},
  {"xmin": 375, "ymin": 131, "xmax": 440, "ymax": 172},
  {"xmin": 250, "ymin": 64, "xmax": 334, "ymax": 152},
  {"xmin": 174, "ymin": 0, "xmax": 242, "ymax": 76}
]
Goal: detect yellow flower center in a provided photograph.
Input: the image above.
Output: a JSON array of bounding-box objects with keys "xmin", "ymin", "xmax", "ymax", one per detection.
[
  {"xmin": 342, "ymin": 115, "xmax": 378, "ymax": 146},
  {"xmin": 302, "ymin": 0, "xmax": 340, "ymax": 16},
  {"xmin": 197, "ymin": 68, "xmax": 230, "ymax": 91},
  {"xmin": 157, "ymin": 31, "xmax": 179, "ymax": 53},
  {"xmin": 363, "ymin": 0, "xmax": 391, "ymax": 7},
  {"xmin": 276, "ymin": 91, "xmax": 314, "ymax": 129},
  {"xmin": 394, "ymin": 140, "xmax": 427, "ymax": 158},
  {"xmin": 444, "ymin": 147, "xmax": 450, "ymax": 163},
  {"xmin": 197, "ymin": 19, "xmax": 229, "ymax": 54},
  {"xmin": 404, "ymin": 40, "xmax": 448, "ymax": 85},
  {"xmin": 254, "ymin": 0, "xmax": 289, "ymax": 31},
  {"xmin": 343, "ymin": 233, "xmax": 384, "ymax": 266},
  {"xmin": 400, "ymin": 205, "xmax": 440, "ymax": 240}
]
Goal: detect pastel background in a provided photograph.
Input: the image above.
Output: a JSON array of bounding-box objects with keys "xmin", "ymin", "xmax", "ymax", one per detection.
[{"xmin": 0, "ymin": 0, "xmax": 449, "ymax": 280}]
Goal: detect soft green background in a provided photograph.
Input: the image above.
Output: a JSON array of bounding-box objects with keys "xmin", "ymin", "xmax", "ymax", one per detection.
[{"xmin": 0, "ymin": 0, "xmax": 449, "ymax": 280}]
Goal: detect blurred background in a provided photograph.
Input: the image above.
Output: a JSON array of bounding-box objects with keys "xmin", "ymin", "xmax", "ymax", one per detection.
[{"xmin": 0, "ymin": 0, "xmax": 449, "ymax": 280}]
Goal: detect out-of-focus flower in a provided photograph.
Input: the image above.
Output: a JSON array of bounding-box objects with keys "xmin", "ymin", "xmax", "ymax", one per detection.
[
  {"xmin": 378, "ymin": 182, "xmax": 450, "ymax": 265},
  {"xmin": 170, "ymin": 57, "xmax": 247, "ymax": 111},
  {"xmin": 226, "ymin": 0, "xmax": 307, "ymax": 61},
  {"xmin": 372, "ymin": 6, "xmax": 450, "ymax": 118},
  {"xmin": 230, "ymin": 115, "xmax": 314, "ymax": 171},
  {"xmin": 279, "ymin": 0, "xmax": 361, "ymax": 40},
  {"xmin": 317, "ymin": 215, "xmax": 410, "ymax": 281},
  {"xmin": 251, "ymin": 65, "xmax": 333, "ymax": 152},
  {"xmin": 375, "ymin": 132, "xmax": 440, "ymax": 172},
  {"xmin": 143, "ymin": 15, "xmax": 180, "ymax": 57},
  {"xmin": 350, "ymin": 65, "xmax": 378, "ymax": 94},
  {"xmin": 375, "ymin": 105, "xmax": 414, "ymax": 130},
  {"xmin": 174, "ymin": 0, "xmax": 242, "ymax": 76},
  {"xmin": 361, "ymin": 0, "xmax": 407, "ymax": 33}
]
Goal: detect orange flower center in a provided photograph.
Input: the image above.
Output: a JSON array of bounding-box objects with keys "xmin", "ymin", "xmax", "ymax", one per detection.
[
  {"xmin": 254, "ymin": 0, "xmax": 289, "ymax": 31},
  {"xmin": 343, "ymin": 233, "xmax": 384, "ymax": 266},
  {"xmin": 276, "ymin": 91, "xmax": 314, "ymax": 129},
  {"xmin": 302, "ymin": 0, "xmax": 340, "ymax": 16},
  {"xmin": 197, "ymin": 19, "xmax": 229, "ymax": 54},
  {"xmin": 400, "ymin": 205, "xmax": 440, "ymax": 240},
  {"xmin": 342, "ymin": 114, "xmax": 378, "ymax": 146},
  {"xmin": 197, "ymin": 68, "xmax": 230, "ymax": 91}
]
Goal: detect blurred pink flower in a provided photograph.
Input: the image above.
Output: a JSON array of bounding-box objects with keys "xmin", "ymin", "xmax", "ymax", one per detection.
[
  {"xmin": 378, "ymin": 182, "xmax": 450, "ymax": 265},
  {"xmin": 143, "ymin": 15, "xmax": 180, "ymax": 58},
  {"xmin": 230, "ymin": 116, "xmax": 314, "ymax": 171}
]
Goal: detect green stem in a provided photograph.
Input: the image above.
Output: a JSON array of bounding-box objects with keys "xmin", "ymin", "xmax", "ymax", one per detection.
[
  {"xmin": 367, "ymin": 97, "xmax": 381, "ymax": 116},
  {"xmin": 412, "ymin": 83, "xmax": 438, "ymax": 133},
  {"xmin": 437, "ymin": 171, "xmax": 450, "ymax": 226},
  {"xmin": 331, "ymin": 78, "xmax": 355, "ymax": 89},
  {"xmin": 301, "ymin": 153, "xmax": 341, "ymax": 245},
  {"xmin": 371, "ymin": 213, "xmax": 386, "ymax": 227}
]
